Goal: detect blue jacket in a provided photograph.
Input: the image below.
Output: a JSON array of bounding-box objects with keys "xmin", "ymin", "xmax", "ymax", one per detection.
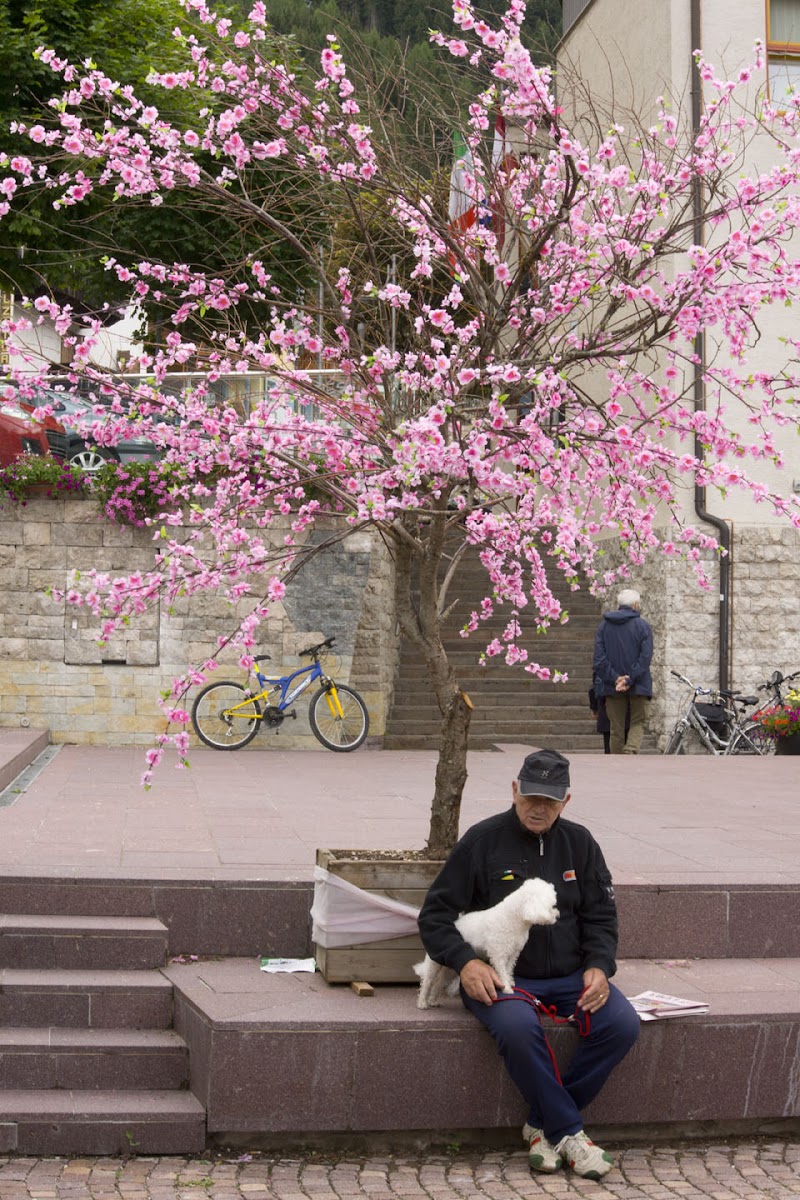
[{"xmin": 594, "ymin": 607, "xmax": 653, "ymax": 698}]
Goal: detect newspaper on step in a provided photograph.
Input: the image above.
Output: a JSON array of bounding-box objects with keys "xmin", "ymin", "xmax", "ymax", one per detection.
[{"xmin": 628, "ymin": 990, "xmax": 710, "ymax": 1021}]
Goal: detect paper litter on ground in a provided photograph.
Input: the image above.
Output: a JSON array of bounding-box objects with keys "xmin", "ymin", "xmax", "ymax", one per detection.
[{"xmin": 260, "ymin": 956, "xmax": 317, "ymax": 973}]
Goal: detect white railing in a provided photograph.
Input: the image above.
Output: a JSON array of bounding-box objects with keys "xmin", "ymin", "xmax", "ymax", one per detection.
[{"xmin": 45, "ymin": 369, "xmax": 349, "ymax": 422}]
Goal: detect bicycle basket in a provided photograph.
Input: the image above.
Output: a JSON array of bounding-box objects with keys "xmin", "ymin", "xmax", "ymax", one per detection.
[{"xmin": 695, "ymin": 701, "xmax": 728, "ymax": 732}]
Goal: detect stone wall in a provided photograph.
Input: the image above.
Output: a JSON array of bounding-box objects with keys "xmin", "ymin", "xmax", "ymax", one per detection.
[
  {"xmin": 0, "ymin": 496, "xmax": 398, "ymax": 748},
  {"xmin": 597, "ymin": 526, "xmax": 800, "ymax": 750}
]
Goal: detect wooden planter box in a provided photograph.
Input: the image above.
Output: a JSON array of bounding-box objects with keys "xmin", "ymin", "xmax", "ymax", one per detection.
[{"xmin": 313, "ymin": 848, "xmax": 444, "ymax": 984}]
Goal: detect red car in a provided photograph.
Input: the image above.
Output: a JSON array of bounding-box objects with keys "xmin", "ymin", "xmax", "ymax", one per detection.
[{"xmin": 0, "ymin": 396, "xmax": 54, "ymax": 466}]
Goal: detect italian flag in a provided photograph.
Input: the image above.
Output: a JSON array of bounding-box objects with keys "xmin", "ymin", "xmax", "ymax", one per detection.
[
  {"xmin": 491, "ymin": 112, "xmax": 517, "ymax": 251},
  {"xmin": 448, "ymin": 131, "xmax": 477, "ymax": 253}
]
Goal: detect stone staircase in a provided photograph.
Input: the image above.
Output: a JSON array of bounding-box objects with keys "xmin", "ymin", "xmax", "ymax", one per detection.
[
  {"xmin": 2, "ymin": 730, "xmax": 797, "ymax": 1149},
  {"xmin": 169, "ymin": 880, "xmax": 800, "ymax": 1144},
  {"xmin": 386, "ymin": 545, "xmax": 606, "ymax": 751},
  {"xmin": 0, "ymin": 910, "xmax": 205, "ymax": 1154}
]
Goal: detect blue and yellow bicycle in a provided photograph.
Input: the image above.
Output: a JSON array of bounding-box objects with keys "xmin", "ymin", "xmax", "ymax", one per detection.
[{"xmin": 190, "ymin": 636, "xmax": 369, "ymax": 752}]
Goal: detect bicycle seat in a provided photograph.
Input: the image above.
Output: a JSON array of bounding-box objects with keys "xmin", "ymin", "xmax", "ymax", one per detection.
[{"xmin": 720, "ymin": 688, "xmax": 756, "ymax": 705}]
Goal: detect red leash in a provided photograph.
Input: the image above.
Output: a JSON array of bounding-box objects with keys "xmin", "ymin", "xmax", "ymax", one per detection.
[{"xmin": 493, "ymin": 986, "xmax": 592, "ymax": 1085}]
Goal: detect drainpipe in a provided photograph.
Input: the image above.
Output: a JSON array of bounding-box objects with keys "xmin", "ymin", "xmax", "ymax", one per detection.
[{"xmin": 690, "ymin": 0, "xmax": 731, "ymax": 690}]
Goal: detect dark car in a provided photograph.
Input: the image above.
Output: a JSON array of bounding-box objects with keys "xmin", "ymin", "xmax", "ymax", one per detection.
[
  {"xmin": 0, "ymin": 396, "xmax": 53, "ymax": 466},
  {"xmin": 18, "ymin": 387, "xmax": 160, "ymax": 473}
]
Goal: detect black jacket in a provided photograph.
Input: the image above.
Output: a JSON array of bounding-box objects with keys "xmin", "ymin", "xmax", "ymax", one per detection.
[{"xmin": 417, "ymin": 807, "xmax": 618, "ymax": 980}]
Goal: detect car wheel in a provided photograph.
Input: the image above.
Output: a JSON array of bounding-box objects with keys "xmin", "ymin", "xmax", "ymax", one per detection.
[{"xmin": 69, "ymin": 444, "xmax": 116, "ymax": 473}]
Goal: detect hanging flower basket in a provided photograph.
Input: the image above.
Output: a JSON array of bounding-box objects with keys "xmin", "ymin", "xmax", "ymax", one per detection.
[
  {"xmin": 775, "ymin": 730, "xmax": 800, "ymax": 756},
  {"xmin": 752, "ymin": 690, "xmax": 800, "ymax": 752}
]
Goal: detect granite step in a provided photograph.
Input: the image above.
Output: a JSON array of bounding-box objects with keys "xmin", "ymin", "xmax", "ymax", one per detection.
[
  {"xmin": 383, "ymin": 733, "xmax": 607, "ymax": 752},
  {"xmin": 386, "ymin": 716, "xmax": 598, "ymax": 734},
  {"xmin": 0, "ymin": 728, "xmax": 50, "ymax": 794},
  {"xmin": 0, "ymin": 915, "xmax": 169, "ymax": 970},
  {"xmin": 386, "ymin": 544, "xmax": 603, "ymax": 748},
  {"xmin": 396, "ymin": 650, "xmax": 596, "ymax": 665},
  {"xmin": 0, "ymin": 969, "xmax": 174, "ymax": 1028},
  {"xmin": 0, "ymin": 1027, "xmax": 188, "ymax": 1089},
  {"xmin": 390, "ymin": 687, "xmax": 593, "ymax": 702},
  {"xmin": 0, "ymin": 879, "xmax": 310, "ymax": 958},
  {"xmin": 168, "ymin": 956, "xmax": 800, "ymax": 1139},
  {"xmin": 0, "ymin": 878, "xmax": 788, "ymax": 962},
  {"xmin": 0, "ymin": 1089, "xmax": 205, "ymax": 1155}
]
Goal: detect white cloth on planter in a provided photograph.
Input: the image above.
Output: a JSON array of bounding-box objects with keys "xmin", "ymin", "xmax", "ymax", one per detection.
[{"xmin": 311, "ymin": 864, "xmax": 421, "ymax": 947}]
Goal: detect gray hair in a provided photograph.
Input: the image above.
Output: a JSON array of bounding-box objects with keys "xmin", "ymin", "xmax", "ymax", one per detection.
[{"xmin": 617, "ymin": 588, "xmax": 641, "ymax": 610}]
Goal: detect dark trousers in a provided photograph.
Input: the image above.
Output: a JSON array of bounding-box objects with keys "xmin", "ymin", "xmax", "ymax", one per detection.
[{"xmin": 462, "ymin": 970, "xmax": 639, "ymax": 1144}]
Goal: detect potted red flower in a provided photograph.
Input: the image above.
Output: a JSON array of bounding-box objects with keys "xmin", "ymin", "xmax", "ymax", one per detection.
[{"xmin": 753, "ymin": 690, "xmax": 800, "ymax": 755}]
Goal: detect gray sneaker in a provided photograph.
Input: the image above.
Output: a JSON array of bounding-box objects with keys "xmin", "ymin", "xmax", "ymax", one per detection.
[
  {"xmin": 522, "ymin": 1123, "xmax": 563, "ymax": 1173},
  {"xmin": 555, "ymin": 1130, "xmax": 613, "ymax": 1179}
]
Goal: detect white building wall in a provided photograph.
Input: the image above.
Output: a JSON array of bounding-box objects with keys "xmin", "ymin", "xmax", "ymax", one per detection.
[
  {"xmin": 559, "ymin": 0, "xmax": 800, "ymax": 529},
  {"xmin": 6, "ymin": 303, "xmax": 142, "ymax": 375},
  {"xmin": 559, "ymin": 0, "xmax": 800, "ymax": 725}
]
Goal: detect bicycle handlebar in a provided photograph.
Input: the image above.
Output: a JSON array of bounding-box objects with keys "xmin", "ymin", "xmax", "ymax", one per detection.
[
  {"xmin": 299, "ymin": 636, "xmax": 336, "ymax": 659},
  {"xmin": 757, "ymin": 668, "xmax": 800, "ymax": 692},
  {"xmin": 670, "ymin": 670, "xmax": 713, "ymax": 696},
  {"xmin": 674, "ymin": 666, "xmax": 798, "ymax": 703}
]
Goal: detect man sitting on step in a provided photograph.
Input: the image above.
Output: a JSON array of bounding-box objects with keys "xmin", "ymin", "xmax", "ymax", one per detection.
[{"xmin": 417, "ymin": 748, "xmax": 639, "ymax": 1181}]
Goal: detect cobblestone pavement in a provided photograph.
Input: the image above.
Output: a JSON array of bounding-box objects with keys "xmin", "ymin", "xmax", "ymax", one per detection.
[{"xmin": 2, "ymin": 1142, "xmax": 800, "ymax": 1200}]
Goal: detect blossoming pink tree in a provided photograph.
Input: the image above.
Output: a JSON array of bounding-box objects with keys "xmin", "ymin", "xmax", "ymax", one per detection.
[{"xmin": 3, "ymin": 0, "xmax": 800, "ymax": 851}]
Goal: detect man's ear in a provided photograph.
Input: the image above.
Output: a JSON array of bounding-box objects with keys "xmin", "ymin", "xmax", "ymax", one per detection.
[
  {"xmin": 511, "ymin": 780, "xmax": 519, "ymax": 801},
  {"xmin": 561, "ymin": 791, "xmax": 571, "ymax": 812}
]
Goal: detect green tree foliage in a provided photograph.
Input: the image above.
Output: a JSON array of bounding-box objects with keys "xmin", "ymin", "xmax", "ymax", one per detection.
[
  {"xmin": 0, "ymin": 0, "xmax": 559, "ymax": 323},
  {"xmin": 261, "ymin": 0, "xmax": 560, "ymax": 56},
  {"xmin": 259, "ymin": 0, "xmax": 560, "ymax": 165},
  {"xmin": 0, "ymin": 0, "xmax": 187, "ymax": 307},
  {"xmin": 0, "ymin": 0, "xmax": 318, "ymax": 326}
]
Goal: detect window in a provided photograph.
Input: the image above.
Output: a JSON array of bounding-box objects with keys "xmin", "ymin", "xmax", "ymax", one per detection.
[{"xmin": 768, "ymin": 0, "xmax": 800, "ymax": 99}]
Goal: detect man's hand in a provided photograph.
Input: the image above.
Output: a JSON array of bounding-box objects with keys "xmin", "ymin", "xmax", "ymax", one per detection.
[
  {"xmin": 460, "ymin": 958, "xmax": 504, "ymax": 1005},
  {"xmin": 579, "ymin": 967, "xmax": 610, "ymax": 1012},
  {"xmin": 615, "ymin": 675, "xmax": 630, "ymax": 692}
]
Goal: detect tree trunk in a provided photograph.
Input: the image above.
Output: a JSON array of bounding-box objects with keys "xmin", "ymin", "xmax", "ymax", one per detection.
[
  {"xmin": 427, "ymin": 687, "xmax": 472, "ymax": 855},
  {"xmin": 392, "ymin": 519, "xmax": 472, "ymax": 857}
]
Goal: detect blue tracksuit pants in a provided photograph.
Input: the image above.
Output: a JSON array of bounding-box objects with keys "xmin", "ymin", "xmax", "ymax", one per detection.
[{"xmin": 462, "ymin": 970, "xmax": 639, "ymax": 1144}]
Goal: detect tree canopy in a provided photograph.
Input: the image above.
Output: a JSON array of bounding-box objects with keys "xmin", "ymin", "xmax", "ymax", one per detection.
[
  {"xmin": 2, "ymin": 1, "xmax": 799, "ymax": 850},
  {"xmin": 0, "ymin": 0, "xmax": 317, "ymax": 320}
]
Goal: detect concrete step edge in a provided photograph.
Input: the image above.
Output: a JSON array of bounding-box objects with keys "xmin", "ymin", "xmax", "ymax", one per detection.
[
  {"xmin": 0, "ymin": 1027, "xmax": 186, "ymax": 1049},
  {"xmin": 0, "ymin": 1089, "xmax": 205, "ymax": 1119},
  {"xmin": 0, "ymin": 968, "xmax": 173, "ymax": 990},
  {"xmin": 0, "ymin": 916, "xmax": 168, "ymax": 935},
  {"xmin": 0, "ymin": 729, "xmax": 50, "ymax": 793}
]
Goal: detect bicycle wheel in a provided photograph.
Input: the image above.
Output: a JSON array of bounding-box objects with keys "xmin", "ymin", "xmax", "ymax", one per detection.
[
  {"xmin": 309, "ymin": 684, "xmax": 369, "ymax": 752},
  {"xmin": 727, "ymin": 721, "xmax": 774, "ymax": 756},
  {"xmin": 191, "ymin": 681, "xmax": 262, "ymax": 749},
  {"xmin": 663, "ymin": 723, "xmax": 687, "ymax": 754}
]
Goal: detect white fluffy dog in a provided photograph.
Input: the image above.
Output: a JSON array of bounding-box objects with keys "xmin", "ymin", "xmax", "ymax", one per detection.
[{"xmin": 414, "ymin": 878, "xmax": 559, "ymax": 1009}]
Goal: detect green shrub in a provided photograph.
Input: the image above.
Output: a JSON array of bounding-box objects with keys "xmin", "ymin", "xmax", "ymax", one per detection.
[{"xmin": 0, "ymin": 453, "xmax": 87, "ymax": 504}]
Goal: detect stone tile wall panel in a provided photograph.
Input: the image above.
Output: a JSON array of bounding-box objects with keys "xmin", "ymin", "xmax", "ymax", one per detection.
[{"xmin": 0, "ymin": 498, "xmax": 397, "ymax": 745}]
